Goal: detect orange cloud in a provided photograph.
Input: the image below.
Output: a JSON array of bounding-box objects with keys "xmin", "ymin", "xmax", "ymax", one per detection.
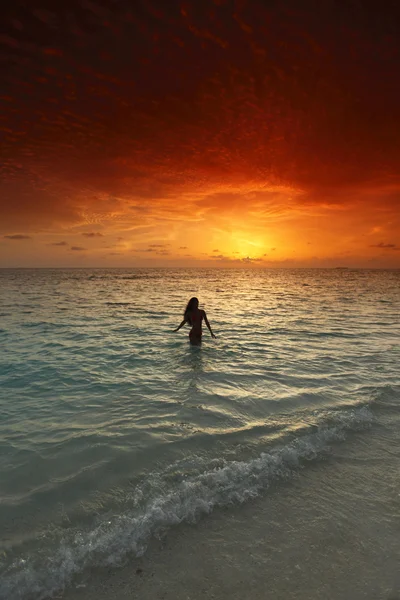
[{"xmin": 0, "ymin": 1, "xmax": 399, "ymax": 267}]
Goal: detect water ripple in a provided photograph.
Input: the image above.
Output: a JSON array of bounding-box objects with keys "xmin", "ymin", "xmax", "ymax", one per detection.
[{"xmin": 0, "ymin": 268, "xmax": 399, "ymax": 599}]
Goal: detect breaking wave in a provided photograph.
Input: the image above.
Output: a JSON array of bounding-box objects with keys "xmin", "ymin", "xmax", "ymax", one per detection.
[{"xmin": 0, "ymin": 406, "xmax": 373, "ymax": 600}]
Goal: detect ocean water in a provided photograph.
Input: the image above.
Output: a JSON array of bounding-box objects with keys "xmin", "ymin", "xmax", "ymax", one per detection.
[{"xmin": 0, "ymin": 268, "xmax": 399, "ymax": 600}]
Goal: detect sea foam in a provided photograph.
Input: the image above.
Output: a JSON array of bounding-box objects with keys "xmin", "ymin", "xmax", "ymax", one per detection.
[{"xmin": 0, "ymin": 406, "xmax": 373, "ymax": 600}]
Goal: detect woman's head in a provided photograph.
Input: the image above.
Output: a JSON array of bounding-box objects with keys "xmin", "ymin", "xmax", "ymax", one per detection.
[
  {"xmin": 187, "ymin": 297, "xmax": 199, "ymax": 310},
  {"xmin": 184, "ymin": 297, "xmax": 199, "ymax": 324}
]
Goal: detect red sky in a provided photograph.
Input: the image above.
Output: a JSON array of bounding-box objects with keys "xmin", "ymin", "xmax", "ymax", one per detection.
[{"xmin": 1, "ymin": 0, "xmax": 399, "ymax": 267}]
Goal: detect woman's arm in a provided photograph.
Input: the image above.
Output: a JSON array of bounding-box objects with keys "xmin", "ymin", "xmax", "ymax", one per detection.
[
  {"xmin": 173, "ymin": 319, "xmax": 187, "ymax": 332},
  {"xmin": 203, "ymin": 311, "xmax": 216, "ymax": 338}
]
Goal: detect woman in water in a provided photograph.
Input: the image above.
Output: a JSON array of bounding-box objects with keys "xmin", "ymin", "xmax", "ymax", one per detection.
[{"xmin": 173, "ymin": 297, "xmax": 216, "ymax": 345}]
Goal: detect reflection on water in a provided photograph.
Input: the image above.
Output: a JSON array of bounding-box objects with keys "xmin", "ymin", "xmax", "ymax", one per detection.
[
  {"xmin": 185, "ymin": 345, "xmax": 204, "ymax": 395},
  {"xmin": 168, "ymin": 342, "xmax": 206, "ymax": 400}
]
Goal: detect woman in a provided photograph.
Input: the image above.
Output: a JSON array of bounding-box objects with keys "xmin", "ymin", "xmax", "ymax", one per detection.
[{"xmin": 173, "ymin": 297, "xmax": 216, "ymax": 345}]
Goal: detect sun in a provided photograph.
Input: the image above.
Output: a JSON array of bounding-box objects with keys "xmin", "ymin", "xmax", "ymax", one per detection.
[{"xmin": 211, "ymin": 228, "xmax": 267, "ymax": 260}]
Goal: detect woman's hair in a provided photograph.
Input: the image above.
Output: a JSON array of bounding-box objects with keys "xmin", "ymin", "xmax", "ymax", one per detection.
[{"xmin": 184, "ymin": 297, "xmax": 198, "ymax": 325}]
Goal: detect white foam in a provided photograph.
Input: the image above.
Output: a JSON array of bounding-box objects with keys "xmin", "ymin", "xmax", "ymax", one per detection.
[{"xmin": 0, "ymin": 406, "xmax": 373, "ymax": 600}]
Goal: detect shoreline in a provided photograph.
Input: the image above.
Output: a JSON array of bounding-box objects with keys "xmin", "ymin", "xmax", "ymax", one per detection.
[{"xmin": 62, "ymin": 423, "xmax": 400, "ymax": 600}]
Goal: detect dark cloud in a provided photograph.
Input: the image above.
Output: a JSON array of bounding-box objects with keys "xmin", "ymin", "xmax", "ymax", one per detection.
[
  {"xmin": 70, "ymin": 246, "xmax": 86, "ymax": 251},
  {"xmin": 370, "ymin": 242, "xmax": 399, "ymax": 250},
  {"xmin": 209, "ymin": 253, "xmax": 264, "ymax": 264},
  {"xmin": 49, "ymin": 241, "xmax": 68, "ymax": 246},
  {"xmin": 82, "ymin": 232, "xmax": 103, "ymax": 237},
  {"xmin": 4, "ymin": 234, "xmax": 32, "ymax": 240},
  {"xmin": 1, "ymin": 3, "xmax": 400, "ymax": 197},
  {"xmin": 241, "ymin": 256, "xmax": 263, "ymax": 263}
]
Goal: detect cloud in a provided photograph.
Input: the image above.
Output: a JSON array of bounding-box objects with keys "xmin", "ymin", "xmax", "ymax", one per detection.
[
  {"xmin": 0, "ymin": 180, "xmax": 81, "ymax": 233},
  {"xmin": 4, "ymin": 234, "xmax": 32, "ymax": 240},
  {"xmin": 179, "ymin": 246, "xmax": 188, "ymax": 249},
  {"xmin": 2, "ymin": 4, "xmax": 399, "ymax": 213},
  {"xmin": 70, "ymin": 246, "xmax": 86, "ymax": 251},
  {"xmin": 370, "ymin": 242, "xmax": 399, "ymax": 250},
  {"xmin": 49, "ymin": 241, "xmax": 68, "ymax": 246},
  {"xmin": 139, "ymin": 244, "xmax": 171, "ymax": 253},
  {"xmin": 241, "ymin": 256, "xmax": 263, "ymax": 263},
  {"xmin": 208, "ymin": 253, "xmax": 263, "ymax": 264},
  {"xmin": 0, "ymin": 3, "xmax": 399, "ymax": 267}
]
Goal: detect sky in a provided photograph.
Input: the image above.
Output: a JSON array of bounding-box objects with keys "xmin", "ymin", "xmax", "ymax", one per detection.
[{"xmin": 1, "ymin": 0, "xmax": 399, "ymax": 268}]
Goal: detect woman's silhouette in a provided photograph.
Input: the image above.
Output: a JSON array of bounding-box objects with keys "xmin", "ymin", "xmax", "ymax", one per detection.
[{"xmin": 173, "ymin": 297, "xmax": 216, "ymax": 345}]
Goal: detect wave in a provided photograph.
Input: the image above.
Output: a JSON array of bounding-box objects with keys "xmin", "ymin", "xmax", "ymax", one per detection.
[
  {"xmin": 105, "ymin": 302, "xmax": 135, "ymax": 306},
  {"xmin": 0, "ymin": 406, "xmax": 373, "ymax": 600}
]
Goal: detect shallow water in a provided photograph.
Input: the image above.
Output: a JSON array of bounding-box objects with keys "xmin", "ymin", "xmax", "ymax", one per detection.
[{"xmin": 0, "ymin": 268, "xmax": 399, "ymax": 600}]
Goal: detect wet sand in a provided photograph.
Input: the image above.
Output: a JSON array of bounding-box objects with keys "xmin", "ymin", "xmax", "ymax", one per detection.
[{"xmin": 62, "ymin": 424, "xmax": 400, "ymax": 600}]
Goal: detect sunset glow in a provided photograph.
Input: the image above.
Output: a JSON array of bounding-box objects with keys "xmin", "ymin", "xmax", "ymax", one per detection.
[{"xmin": 1, "ymin": 1, "xmax": 399, "ymax": 267}]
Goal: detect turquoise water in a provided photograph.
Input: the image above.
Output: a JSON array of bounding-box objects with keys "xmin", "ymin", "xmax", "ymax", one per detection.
[{"xmin": 0, "ymin": 268, "xmax": 399, "ymax": 600}]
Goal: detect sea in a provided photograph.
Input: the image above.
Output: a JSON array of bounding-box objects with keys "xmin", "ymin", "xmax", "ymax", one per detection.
[{"xmin": 0, "ymin": 268, "xmax": 399, "ymax": 600}]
